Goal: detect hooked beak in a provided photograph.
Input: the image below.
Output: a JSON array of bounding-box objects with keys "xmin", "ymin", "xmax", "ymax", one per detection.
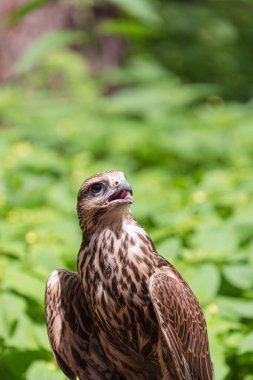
[{"xmin": 107, "ymin": 179, "xmax": 133, "ymax": 205}]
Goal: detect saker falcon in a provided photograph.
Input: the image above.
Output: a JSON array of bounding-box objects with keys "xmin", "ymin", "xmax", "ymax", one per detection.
[{"xmin": 45, "ymin": 171, "xmax": 214, "ymax": 380}]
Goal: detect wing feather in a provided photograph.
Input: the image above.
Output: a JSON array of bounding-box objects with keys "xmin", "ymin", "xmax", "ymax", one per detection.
[
  {"xmin": 45, "ymin": 269, "xmax": 124, "ymax": 380},
  {"xmin": 149, "ymin": 271, "xmax": 214, "ymax": 380}
]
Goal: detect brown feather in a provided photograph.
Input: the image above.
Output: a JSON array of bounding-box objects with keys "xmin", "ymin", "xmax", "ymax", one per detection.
[
  {"xmin": 149, "ymin": 271, "xmax": 214, "ymax": 380},
  {"xmin": 45, "ymin": 269, "xmax": 124, "ymax": 380},
  {"xmin": 45, "ymin": 171, "xmax": 215, "ymax": 380}
]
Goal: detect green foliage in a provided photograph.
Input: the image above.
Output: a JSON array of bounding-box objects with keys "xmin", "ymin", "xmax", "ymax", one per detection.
[
  {"xmin": 102, "ymin": 0, "xmax": 253, "ymax": 101},
  {"xmin": 6, "ymin": 0, "xmax": 49, "ymax": 26},
  {"xmin": 17, "ymin": 30, "xmax": 87, "ymax": 75},
  {"xmin": 9, "ymin": 0, "xmax": 253, "ymax": 100},
  {"xmin": 1, "ymin": 0, "xmax": 253, "ymax": 377},
  {"xmin": 0, "ymin": 47, "xmax": 253, "ymax": 379},
  {"xmin": 108, "ymin": 0, "xmax": 161, "ymax": 26}
]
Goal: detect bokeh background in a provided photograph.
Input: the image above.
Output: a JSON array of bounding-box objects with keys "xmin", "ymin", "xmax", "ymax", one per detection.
[{"xmin": 1, "ymin": 1, "xmax": 253, "ymax": 379}]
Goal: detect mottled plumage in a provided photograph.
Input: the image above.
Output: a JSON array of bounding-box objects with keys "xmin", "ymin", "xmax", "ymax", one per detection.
[{"xmin": 45, "ymin": 171, "xmax": 214, "ymax": 380}]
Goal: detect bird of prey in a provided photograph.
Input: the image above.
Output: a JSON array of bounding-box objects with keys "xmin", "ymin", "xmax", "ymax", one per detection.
[{"xmin": 45, "ymin": 171, "xmax": 214, "ymax": 380}]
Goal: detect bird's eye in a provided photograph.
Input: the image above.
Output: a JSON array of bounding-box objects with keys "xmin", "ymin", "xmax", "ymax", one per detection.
[{"xmin": 90, "ymin": 182, "xmax": 103, "ymax": 194}]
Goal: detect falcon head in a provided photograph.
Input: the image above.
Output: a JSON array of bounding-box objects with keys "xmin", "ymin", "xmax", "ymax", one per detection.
[{"xmin": 77, "ymin": 171, "xmax": 133, "ymax": 230}]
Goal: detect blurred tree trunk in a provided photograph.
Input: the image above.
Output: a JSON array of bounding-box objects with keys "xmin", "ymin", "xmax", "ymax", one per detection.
[{"xmin": 0, "ymin": 0, "xmax": 124, "ymax": 82}]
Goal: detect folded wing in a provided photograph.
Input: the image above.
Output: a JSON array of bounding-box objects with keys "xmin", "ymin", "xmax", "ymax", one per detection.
[
  {"xmin": 45, "ymin": 269, "xmax": 124, "ymax": 380},
  {"xmin": 149, "ymin": 271, "xmax": 214, "ymax": 380}
]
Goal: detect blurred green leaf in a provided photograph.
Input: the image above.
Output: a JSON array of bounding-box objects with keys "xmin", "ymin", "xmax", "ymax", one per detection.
[
  {"xmin": 26, "ymin": 360, "xmax": 65, "ymax": 380},
  {"xmin": 223, "ymin": 265, "xmax": 253, "ymax": 290},
  {"xmin": 157, "ymin": 237, "xmax": 182, "ymax": 261},
  {"xmin": 192, "ymin": 223, "xmax": 238, "ymax": 260},
  {"xmin": 109, "ymin": 0, "xmax": 161, "ymax": 25},
  {"xmin": 217, "ymin": 297, "xmax": 253, "ymax": 319},
  {"xmin": 16, "ymin": 30, "xmax": 87, "ymax": 74},
  {"xmin": 3, "ymin": 266, "xmax": 45, "ymax": 303},
  {"xmin": 182, "ymin": 264, "xmax": 220, "ymax": 305},
  {"xmin": 105, "ymin": 81, "xmax": 208, "ymax": 118},
  {"xmin": 209, "ymin": 330, "xmax": 230, "ymax": 380},
  {"xmin": 100, "ymin": 19, "xmax": 156, "ymax": 38},
  {"xmin": 0, "ymin": 293, "xmax": 26, "ymax": 340},
  {"xmin": 238, "ymin": 331, "xmax": 253, "ymax": 354},
  {"xmin": 6, "ymin": 0, "xmax": 49, "ymax": 26},
  {"xmin": 8, "ymin": 315, "xmax": 45, "ymax": 350}
]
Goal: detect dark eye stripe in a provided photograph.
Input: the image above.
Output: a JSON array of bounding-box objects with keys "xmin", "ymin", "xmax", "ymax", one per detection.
[{"xmin": 90, "ymin": 182, "xmax": 103, "ymax": 194}]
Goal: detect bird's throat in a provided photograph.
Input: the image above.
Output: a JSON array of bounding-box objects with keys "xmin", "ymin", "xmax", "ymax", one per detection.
[{"xmin": 78, "ymin": 218, "xmax": 158, "ymax": 298}]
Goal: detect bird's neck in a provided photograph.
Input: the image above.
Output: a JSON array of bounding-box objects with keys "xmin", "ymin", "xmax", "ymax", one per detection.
[
  {"xmin": 78, "ymin": 214, "xmax": 157, "ymax": 281},
  {"xmin": 81, "ymin": 207, "xmax": 132, "ymax": 240}
]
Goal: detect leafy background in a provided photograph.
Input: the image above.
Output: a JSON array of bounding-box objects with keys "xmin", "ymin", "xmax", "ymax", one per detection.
[{"xmin": 1, "ymin": 0, "xmax": 253, "ymax": 379}]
